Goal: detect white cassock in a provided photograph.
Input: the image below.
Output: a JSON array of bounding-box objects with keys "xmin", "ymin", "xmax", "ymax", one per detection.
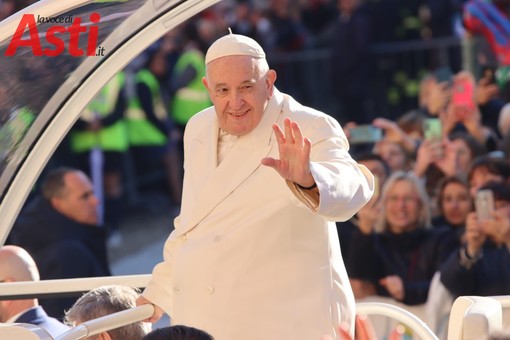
[{"xmin": 143, "ymin": 88, "xmax": 374, "ymax": 340}]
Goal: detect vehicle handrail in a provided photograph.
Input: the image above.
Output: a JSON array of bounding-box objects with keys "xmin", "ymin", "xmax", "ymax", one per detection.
[
  {"xmin": 55, "ymin": 304, "xmax": 154, "ymax": 340},
  {"xmin": 490, "ymin": 295, "xmax": 510, "ymax": 308},
  {"xmin": 447, "ymin": 296, "xmax": 503, "ymax": 340},
  {"xmin": 0, "ymin": 274, "xmax": 151, "ymax": 300},
  {"xmin": 356, "ymin": 301, "xmax": 439, "ymax": 340}
]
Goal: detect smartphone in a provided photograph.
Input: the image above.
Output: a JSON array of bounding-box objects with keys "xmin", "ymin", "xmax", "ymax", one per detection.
[
  {"xmin": 348, "ymin": 125, "xmax": 383, "ymax": 144},
  {"xmin": 423, "ymin": 118, "xmax": 442, "ymax": 141},
  {"xmin": 452, "ymin": 77, "xmax": 475, "ymax": 110},
  {"xmin": 434, "ymin": 66, "xmax": 453, "ymax": 87},
  {"xmin": 481, "ymin": 66, "xmax": 497, "ymax": 85},
  {"xmin": 475, "ymin": 189, "xmax": 495, "ymax": 221}
]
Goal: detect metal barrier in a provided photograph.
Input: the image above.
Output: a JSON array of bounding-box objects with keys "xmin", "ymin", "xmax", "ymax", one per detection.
[
  {"xmin": 356, "ymin": 301, "xmax": 439, "ymax": 340},
  {"xmin": 267, "ymin": 37, "xmax": 463, "ymax": 121},
  {"xmin": 0, "ymin": 275, "xmax": 151, "ymax": 300},
  {"xmin": 1, "ymin": 274, "xmax": 509, "ymax": 340},
  {"xmin": 55, "ymin": 304, "xmax": 154, "ymax": 340}
]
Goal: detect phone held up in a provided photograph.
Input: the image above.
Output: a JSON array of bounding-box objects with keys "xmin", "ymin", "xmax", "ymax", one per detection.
[
  {"xmin": 475, "ymin": 189, "xmax": 495, "ymax": 221},
  {"xmin": 348, "ymin": 125, "xmax": 383, "ymax": 144},
  {"xmin": 423, "ymin": 118, "xmax": 442, "ymax": 142},
  {"xmin": 452, "ymin": 77, "xmax": 475, "ymax": 111}
]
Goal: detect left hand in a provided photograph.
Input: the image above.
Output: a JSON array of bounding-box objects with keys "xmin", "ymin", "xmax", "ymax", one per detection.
[
  {"xmin": 379, "ymin": 275, "xmax": 404, "ymax": 301},
  {"xmin": 261, "ymin": 118, "xmax": 314, "ymax": 188}
]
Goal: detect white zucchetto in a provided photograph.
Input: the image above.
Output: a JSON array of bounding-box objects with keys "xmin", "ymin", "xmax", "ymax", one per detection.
[{"xmin": 205, "ymin": 31, "xmax": 265, "ymax": 65}]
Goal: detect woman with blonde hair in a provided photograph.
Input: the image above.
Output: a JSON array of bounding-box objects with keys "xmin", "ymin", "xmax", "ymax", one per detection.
[{"xmin": 347, "ymin": 171, "xmax": 457, "ymax": 305}]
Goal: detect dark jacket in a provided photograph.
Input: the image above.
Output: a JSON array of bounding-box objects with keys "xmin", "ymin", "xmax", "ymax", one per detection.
[
  {"xmin": 15, "ymin": 306, "xmax": 70, "ymax": 337},
  {"xmin": 8, "ymin": 197, "xmax": 111, "ymax": 319},
  {"xmin": 348, "ymin": 227, "xmax": 457, "ymax": 305},
  {"xmin": 440, "ymin": 242, "xmax": 510, "ymax": 297}
]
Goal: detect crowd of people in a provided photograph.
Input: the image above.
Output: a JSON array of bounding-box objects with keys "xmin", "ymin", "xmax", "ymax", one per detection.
[{"xmin": 2, "ymin": 0, "xmax": 510, "ymax": 339}]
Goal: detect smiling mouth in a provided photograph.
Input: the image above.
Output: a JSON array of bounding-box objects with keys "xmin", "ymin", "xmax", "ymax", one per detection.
[{"xmin": 229, "ymin": 110, "xmax": 248, "ymax": 117}]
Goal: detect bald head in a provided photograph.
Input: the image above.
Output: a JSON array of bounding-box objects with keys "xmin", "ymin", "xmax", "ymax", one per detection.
[{"xmin": 0, "ymin": 245, "xmax": 39, "ymax": 283}]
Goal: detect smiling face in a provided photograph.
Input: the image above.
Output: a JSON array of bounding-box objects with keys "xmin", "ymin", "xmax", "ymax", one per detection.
[
  {"xmin": 384, "ymin": 179, "xmax": 421, "ymax": 233},
  {"xmin": 441, "ymin": 181, "xmax": 473, "ymax": 226},
  {"xmin": 202, "ymin": 55, "xmax": 276, "ymax": 136}
]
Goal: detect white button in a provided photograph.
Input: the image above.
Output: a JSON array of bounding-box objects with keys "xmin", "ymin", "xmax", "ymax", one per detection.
[
  {"xmin": 207, "ymin": 286, "xmax": 214, "ymax": 294},
  {"xmin": 179, "ymin": 234, "xmax": 187, "ymax": 242},
  {"xmin": 173, "ymin": 287, "xmax": 180, "ymax": 293}
]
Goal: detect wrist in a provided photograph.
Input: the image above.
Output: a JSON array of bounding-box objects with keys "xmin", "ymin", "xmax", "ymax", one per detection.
[{"xmin": 459, "ymin": 246, "xmax": 482, "ymax": 269}]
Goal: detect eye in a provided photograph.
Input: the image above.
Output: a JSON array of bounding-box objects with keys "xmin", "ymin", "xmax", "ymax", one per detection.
[{"xmin": 215, "ymin": 87, "xmax": 228, "ymax": 96}]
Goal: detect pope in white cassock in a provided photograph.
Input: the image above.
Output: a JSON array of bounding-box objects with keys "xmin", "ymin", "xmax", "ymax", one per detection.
[{"xmin": 137, "ymin": 32, "xmax": 374, "ymax": 340}]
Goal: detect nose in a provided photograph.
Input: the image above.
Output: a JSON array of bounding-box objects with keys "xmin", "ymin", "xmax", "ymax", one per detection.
[
  {"xmin": 228, "ymin": 90, "xmax": 243, "ymax": 110},
  {"xmin": 90, "ymin": 194, "xmax": 100, "ymax": 206},
  {"xmin": 396, "ymin": 199, "xmax": 406, "ymax": 209}
]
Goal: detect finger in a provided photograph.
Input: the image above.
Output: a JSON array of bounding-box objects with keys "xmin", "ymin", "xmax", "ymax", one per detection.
[
  {"xmin": 338, "ymin": 322, "xmax": 352, "ymax": 340},
  {"xmin": 304, "ymin": 137, "xmax": 311, "ymax": 158},
  {"xmin": 272, "ymin": 123, "xmax": 285, "ymax": 144},
  {"xmin": 261, "ymin": 157, "xmax": 278, "ymax": 169},
  {"xmin": 292, "ymin": 121, "xmax": 304, "ymax": 147},
  {"xmin": 284, "ymin": 118, "xmax": 295, "ymax": 143}
]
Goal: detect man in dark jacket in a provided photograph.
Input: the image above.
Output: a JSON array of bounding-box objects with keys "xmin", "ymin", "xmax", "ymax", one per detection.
[
  {"xmin": 8, "ymin": 167, "xmax": 111, "ymax": 320},
  {"xmin": 0, "ymin": 245, "xmax": 70, "ymax": 337}
]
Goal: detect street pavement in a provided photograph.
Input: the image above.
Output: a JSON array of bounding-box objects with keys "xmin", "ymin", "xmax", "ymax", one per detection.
[{"xmin": 107, "ymin": 192, "xmax": 177, "ymax": 329}]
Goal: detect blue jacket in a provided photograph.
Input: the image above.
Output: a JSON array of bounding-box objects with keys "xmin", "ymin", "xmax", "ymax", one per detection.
[
  {"xmin": 15, "ymin": 306, "xmax": 70, "ymax": 337},
  {"xmin": 440, "ymin": 242, "xmax": 510, "ymax": 297}
]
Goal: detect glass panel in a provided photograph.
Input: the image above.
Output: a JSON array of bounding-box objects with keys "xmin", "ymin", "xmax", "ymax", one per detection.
[{"xmin": 0, "ymin": 0, "xmax": 145, "ymax": 195}]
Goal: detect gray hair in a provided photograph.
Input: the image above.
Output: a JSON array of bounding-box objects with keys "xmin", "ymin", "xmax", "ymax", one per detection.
[
  {"xmin": 64, "ymin": 285, "xmax": 150, "ymax": 340},
  {"xmin": 375, "ymin": 171, "xmax": 431, "ymax": 233},
  {"xmin": 41, "ymin": 167, "xmax": 78, "ymax": 200}
]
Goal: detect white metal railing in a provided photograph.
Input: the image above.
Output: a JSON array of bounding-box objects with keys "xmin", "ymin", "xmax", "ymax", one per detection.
[
  {"xmin": 1, "ymin": 274, "xmax": 508, "ymax": 340},
  {"xmin": 492, "ymin": 295, "xmax": 510, "ymax": 309},
  {"xmin": 55, "ymin": 304, "xmax": 154, "ymax": 340},
  {"xmin": 0, "ymin": 275, "xmax": 151, "ymax": 300},
  {"xmin": 356, "ymin": 301, "xmax": 439, "ymax": 340}
]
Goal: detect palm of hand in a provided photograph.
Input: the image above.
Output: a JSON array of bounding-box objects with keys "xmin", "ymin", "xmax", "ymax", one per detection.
[
  {"xmin": 273, "ymin": 137, "xmax": 310, "ymax": 181},
  {"xmin": 261, "ymin": 118, "xmax": 313, "ymax": 186}
]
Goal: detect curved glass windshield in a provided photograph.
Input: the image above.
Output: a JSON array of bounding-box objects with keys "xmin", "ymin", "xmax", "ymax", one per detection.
[
  {"xmin": 0, "ymin": 0, "xmax": 220, "ymax": 246},
  {"xmin": 0, "ymin": 0, "xmax": 146, "ymax": 198}
]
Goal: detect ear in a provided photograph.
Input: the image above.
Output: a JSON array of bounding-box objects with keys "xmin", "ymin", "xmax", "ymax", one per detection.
[
  {"xmin": 49, "ymin": 197, "xmax": 62, "ymax": 211},
  {"xmin": 266, "ymin": 69, "xmax": 277, "ymax": 97},
  {"xmin": 202, "ymin": 76, "xmax": 209, "ymax": 90}
]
